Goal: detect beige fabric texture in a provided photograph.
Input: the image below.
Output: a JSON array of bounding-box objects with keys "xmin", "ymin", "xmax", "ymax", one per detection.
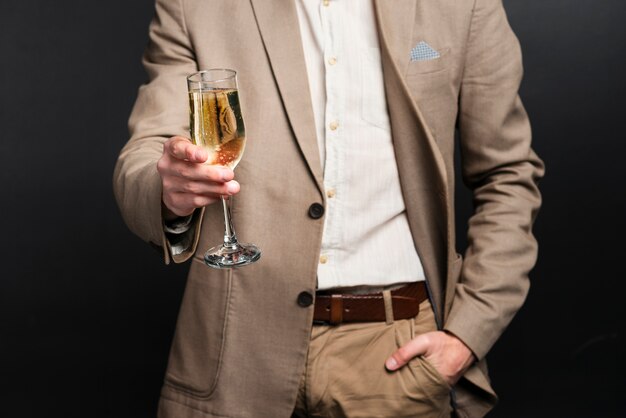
[
  {"xmin": 113, "ymin": 0, "xmax": 544, "ymax": 417},
  {"xmin": 292, "ymin": 299, "xmax": 453, "ymax": 418}
]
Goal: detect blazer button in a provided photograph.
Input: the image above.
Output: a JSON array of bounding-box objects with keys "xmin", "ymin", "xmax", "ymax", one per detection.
[
  {"xmin": 297, "ymin": 291, "xmax": 314, "ymax": 307},
  {"xmin": 308, "ymin": 203, "xmax": 325, "ymax": 219}
]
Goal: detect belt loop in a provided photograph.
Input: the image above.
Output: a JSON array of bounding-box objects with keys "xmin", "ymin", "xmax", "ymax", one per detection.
[
  {"xmin": 330, "ymin": 295, "xmax": 343, "ymax": 325},
  {"xmin": 383, "ymin": 290, "xmax": 394, "ymax": 325}
]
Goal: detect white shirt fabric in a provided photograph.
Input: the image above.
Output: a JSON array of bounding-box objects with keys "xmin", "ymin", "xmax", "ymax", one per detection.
[{"xmin": 295, "ymin": 0, "xmax": 426, "ymax": 290}]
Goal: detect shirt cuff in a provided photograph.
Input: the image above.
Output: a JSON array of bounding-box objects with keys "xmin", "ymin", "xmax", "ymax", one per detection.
[{"xmin": 163, "ymin": 214, "xmax": 194, "ymax": 235}]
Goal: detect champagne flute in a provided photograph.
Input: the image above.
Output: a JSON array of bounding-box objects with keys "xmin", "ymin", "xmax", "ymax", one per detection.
[{"xmin": 187, "ymin": 69, "xmax": 261, "ymax": 268}]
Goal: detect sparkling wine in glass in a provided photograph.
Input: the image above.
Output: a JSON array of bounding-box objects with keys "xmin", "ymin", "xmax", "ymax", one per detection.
[{"xmin": 187, "ymin": 69, "xmax": 261, "ymax": 268}]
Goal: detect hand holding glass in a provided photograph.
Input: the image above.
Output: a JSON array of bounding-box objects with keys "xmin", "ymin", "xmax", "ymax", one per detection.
[{"xmin": 187, "ymin": 69, "xmax": 261, "ymax": 268}]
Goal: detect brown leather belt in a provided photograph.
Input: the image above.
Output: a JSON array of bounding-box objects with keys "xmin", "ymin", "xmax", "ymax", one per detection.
[{"xmin": 313, "ymin": 282, "xmax": 427, "ymax": 325}]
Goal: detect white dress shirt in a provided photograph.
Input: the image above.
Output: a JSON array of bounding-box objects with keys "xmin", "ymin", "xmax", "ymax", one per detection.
[{"xmin": 295, "ymin": 0, "xmax": 426, "ymax": 290}]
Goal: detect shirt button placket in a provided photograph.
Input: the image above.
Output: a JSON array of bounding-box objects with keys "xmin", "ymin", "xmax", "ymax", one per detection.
[
  {"xmin": 323, "ymin": 1, "xmax": 342, "ymax": 257},
  {"xmin": 319, "ymin": 0, "xmax": 341, "ymax": 279}
]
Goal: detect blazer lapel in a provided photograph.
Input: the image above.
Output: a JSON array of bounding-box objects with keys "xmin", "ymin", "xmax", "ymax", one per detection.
[
  {"xmin": 375, "ymin": 0, "xmax": 452, "ymax": 321},
  {"xmin": 374, "ymin": 0, "xmax": 418, "ymax": 77},
  {"xmin": 249, "ymin": 0, "xmax": 324, "ymax": 194}
]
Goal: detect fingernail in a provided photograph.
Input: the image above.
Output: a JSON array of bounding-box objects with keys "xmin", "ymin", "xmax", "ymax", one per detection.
[
  {"xmin": 226, "ymin": 182, "xmax": 239, "ymax": 194},
  {"xmin": 385, "ymin": 358, "xmax": 398, "ymax": 371}
]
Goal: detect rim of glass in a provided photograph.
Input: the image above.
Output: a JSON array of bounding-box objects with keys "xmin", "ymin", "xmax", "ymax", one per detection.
[{"xmin": 187, "ymin": 69, "xmax": 237, "ymax": 84}]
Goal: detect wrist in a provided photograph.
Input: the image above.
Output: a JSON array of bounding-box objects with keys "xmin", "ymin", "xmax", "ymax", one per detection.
[
  {"xmin": 444, "ymin": 330, "xmax": 477, "ymax": 365},
  {"xmin": 162, "ymin": 201, "xmax": 179, "ymax": 221}
]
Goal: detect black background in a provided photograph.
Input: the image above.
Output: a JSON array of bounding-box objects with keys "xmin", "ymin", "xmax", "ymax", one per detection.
[{"xmin": 1, "ymin": 0, "xmax": 625, "ymax": 417}]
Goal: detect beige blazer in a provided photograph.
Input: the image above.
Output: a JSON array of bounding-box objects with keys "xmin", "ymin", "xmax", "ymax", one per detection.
[{"xmin": 114, "ymin": 0, "xmax": 544, "ymax": 417}]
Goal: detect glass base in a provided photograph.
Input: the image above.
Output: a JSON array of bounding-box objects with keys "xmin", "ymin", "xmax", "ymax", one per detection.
[{"xmin": 204, "ymin": 243, "xmax": 261, "ymax": 269}]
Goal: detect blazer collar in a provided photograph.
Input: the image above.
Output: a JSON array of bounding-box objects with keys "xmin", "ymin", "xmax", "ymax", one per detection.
[
  {"xmin": 373, "ymin": 0, "xmax": 448, "ymax": 181},
  {"xmin": 249, "ymin": 0, "xmax": 324, "ymax": 195},
  {"xmin": 375, "ymin": 0, "xmax": 451, "ymax": 316},
  {"xmin": 374, "ymin": 0, "xmax": 419, "ymax": 77}
]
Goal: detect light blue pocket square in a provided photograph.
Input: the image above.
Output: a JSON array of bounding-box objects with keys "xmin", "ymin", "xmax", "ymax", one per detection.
[{"xmin": 410, "ymin": 41, "xmax": 441, "ymax": 62}]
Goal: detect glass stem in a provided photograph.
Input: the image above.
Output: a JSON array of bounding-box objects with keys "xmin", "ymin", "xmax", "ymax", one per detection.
[{"xmin": 221, "ymin": 195, "xmax": 238, "ymax": 249}]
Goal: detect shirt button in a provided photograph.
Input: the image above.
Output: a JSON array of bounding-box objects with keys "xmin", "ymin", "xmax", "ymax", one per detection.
[
  {"xmin": 326, "ymin": 189, "xmax": 336, "ymax": 198},
  {"xmin": 308, "ymin": 203, "xmax": 325, "ymax": 219},
  {"xmin": 297, "ymin": 291, "xmax": 314, "ymax": 307},
  {"xmin": 329, "ymin": 121, "xmax": 339, "ymax": 131},
  {"xmin": 328, "ymin": 57, "xmax": 337, "ymax": 66},
  {"xmin": 319, "ymin": 255, "xmax": 328, "ymax": 264}
]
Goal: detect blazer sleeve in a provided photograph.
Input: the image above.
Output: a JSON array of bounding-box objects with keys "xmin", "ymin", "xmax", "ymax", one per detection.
[
  {"xmin": 443, "ymin": 0, "xmax": 545, "ymax": 359},
  {"xmin": 113, "ymin": 0, "xmax": 203, "ymax": 264}
]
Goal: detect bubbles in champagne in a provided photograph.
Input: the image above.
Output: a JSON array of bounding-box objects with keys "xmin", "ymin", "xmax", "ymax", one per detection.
[{"xmin": 188, "ymin": 88, "xmax": 246, "ymax": 168}]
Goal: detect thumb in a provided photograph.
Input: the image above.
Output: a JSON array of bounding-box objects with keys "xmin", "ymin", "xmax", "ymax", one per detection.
[{"xmin": 385, "ymin": 334, "xmax": 430, "ymax": 371}]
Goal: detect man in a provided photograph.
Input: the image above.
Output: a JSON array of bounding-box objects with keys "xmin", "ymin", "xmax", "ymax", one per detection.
[{"xmin": 114, "ymin": 0, "xmax": 543, "ymax": 417}]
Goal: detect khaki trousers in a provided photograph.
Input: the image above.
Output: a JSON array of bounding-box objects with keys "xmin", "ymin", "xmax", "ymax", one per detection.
[{"xmin": 292, "ymin": 298, "xmax": 453, "ymax": 418}]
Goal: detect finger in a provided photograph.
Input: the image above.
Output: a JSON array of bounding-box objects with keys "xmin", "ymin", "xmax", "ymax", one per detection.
[
  {"xmin": 167, "ymin": 160, "xmax": 234, "ymax": 183},
  {"xmin": 197, "ymin": 165, "xmax": 234, "ymax": 182},
  {"xmin": 385, "ymin": 334, "xmax": 431, "ymax": 371},
  {"xmin": 165, "ymin": 192, "xmax": 221, "ymax": 214},
  {"xmin": 171, "ymin": 179, "xmax": 240, "ymax": 196},
  {"xmin": 187, "ymin": 194, "xmax": 220, "ymax": 209},
  {"xmin": 166, "ymin": 136, "xmax": 208, "ymax": 163},
  {"xmin": 223, "ymin": 180, "xmax": 240, "ymax": 195}
]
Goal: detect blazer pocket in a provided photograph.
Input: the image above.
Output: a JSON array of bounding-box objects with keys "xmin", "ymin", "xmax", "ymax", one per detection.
[
  {"xmin": 406, "ymin": 47, "xmax": 451, "ymax": 76},
  {"xmin": 164, "ymin": 259, "xmax": 232, "ymax": 398}
]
